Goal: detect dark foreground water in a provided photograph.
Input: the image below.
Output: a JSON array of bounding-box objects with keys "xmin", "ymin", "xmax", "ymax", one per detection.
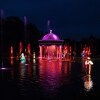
[{"xmin": 0, "ymin": 58, "xmax": 100, "ymax": 100}]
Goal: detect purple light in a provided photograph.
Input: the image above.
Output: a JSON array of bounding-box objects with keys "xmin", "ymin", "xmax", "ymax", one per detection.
[
  {"xmin": 42, "ymin": 33, "xmax": 60, "ymax": 40},
  {"xmin": 42, "ymin": 30, "xmax": 60, "ymax": 40},
  {"xmin": 0, "ymin": 67, "xmax": 8, "ymax": 70}
]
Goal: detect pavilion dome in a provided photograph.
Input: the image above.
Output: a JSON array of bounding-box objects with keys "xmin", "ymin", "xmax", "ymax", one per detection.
[{"xmin": 42, "ymin": 30, "xmax": 60, "ymax": 40}]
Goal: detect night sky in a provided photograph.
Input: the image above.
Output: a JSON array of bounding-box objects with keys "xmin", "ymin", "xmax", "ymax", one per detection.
[{"xmin": 1, "ymin": 0, "xmax": 100, "ymax": 40}]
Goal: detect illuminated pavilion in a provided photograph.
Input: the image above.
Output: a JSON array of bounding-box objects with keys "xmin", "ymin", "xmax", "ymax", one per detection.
[{"xmin": 38, "ymin": 30, "xmax": 64, "ymax": 59}]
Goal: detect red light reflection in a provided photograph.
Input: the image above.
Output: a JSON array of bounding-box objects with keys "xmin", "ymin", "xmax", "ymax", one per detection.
[{"xmin": 39, "ymin": 60, "xmax": 71, "ymax": 92}]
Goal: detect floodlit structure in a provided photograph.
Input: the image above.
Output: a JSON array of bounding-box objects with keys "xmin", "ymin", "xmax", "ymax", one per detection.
[{"xmin": 38, "ymin": 30, "xmax": 64, "ymax": 59}]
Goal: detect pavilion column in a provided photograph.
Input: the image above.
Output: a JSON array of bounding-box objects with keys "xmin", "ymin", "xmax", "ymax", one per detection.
[
  {"xmin": 45, "ymin": 45, "xmax": 47, "ymax": 58},
  {"xmin": 48, "ymin": 46, "xmax": 50, "ymax": 59},
  {"xmin": 47, "ymin": 46, "xmax": 49, "ymax": 59},
  {"xmin": 58, "ymin": 46, "xmax": 60, "ymax": 58},
  {"xmin": 56, "ymin": 46, "xmax": 58, "ymax": 58},
  {"xmin": 57, "ymin": 46, "xmax": 58, "ymax": 58},
  {"xmin": 59, "ymin": 45, "xmax": 62, "ymax": 58},
  {"xmin": 39, "ymin": 45, "xmax": 42, "ymax": 58}
]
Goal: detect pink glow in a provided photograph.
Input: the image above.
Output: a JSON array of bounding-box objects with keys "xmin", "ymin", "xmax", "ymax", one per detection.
[
  {"xmin": 39, "ymin": 60, "xmax": 71, "ymax": 92},
  {"xmin": 10, "ymin": 46, "xmax": 13, "ymax": 54},
  {"xmin": 27, "ymin": 43, "xmax": 31, "ymax": 54},
  {"xmin": 10, "ymin": 46, "xmax": 13, "ymax": 57},
  {"xmin": 10, "ymin": 57, "xmax": 14, "ymax": 65},
  {"xmin": 38, "ymin": 30, "xmax": 72, "ymax": 60},
  {"xmin": 19, "ymin": 42, "xmax": 23, "ymax": 54}
]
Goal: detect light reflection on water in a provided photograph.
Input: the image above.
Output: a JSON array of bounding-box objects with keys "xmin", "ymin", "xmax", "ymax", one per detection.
[
  {"xmin": 82, "ymin": 58, "xmax": 93, "ymax": 92},
  {"xmin": 0, "ymin": 57, "xmax": 96, "ymax": 99},
  {"xmin": 83, "ymin": 75, "xmax": 93, "ymax": 92},
  {"xmin": 38, "ymin": 60, "xmax": 71, "ymax": 94},
  {"xmin": 17, "ymin": 59, "xmax": 72, "ymax": 96}
]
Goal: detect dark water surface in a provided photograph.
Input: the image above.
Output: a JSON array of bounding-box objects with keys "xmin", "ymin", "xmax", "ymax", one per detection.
[{"xmin": 0, "ymin": 58, "xmax": 100, "ymax": 100}]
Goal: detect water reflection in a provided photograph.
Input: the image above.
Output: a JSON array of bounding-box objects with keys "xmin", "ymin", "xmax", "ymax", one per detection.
[
  {"xmin": 83, "ymin": 75, "xmax": 93, "ymax": 92},
  {"xmin": 19, "ymin": 62, "xmax": 30, "ymax": 96},
  {"xmin": 38, "ymin": 60, "xmax": 71, "ymax": 93},
  {"xmin": 10, "ymin": 57, "xmax": 14, "ymax": 65},
  {"xmin": 82, "ymin": 57, "xmax": 93, "ymax": 92},
  {"xmin": 10, "ymin": 66, "xmax": 14, "ymax": 79},
  {"xmin": 7, "ymin": 56, "xmax": 96, "ymax": 98},
  {"xmin": 19, "ymin": 63, "xmax": 27, "ymax": 80}
]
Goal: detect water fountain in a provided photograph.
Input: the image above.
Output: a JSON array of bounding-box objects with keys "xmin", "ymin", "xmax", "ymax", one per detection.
[
  {"xmin": 20, "ymin": 53, "xmax": 26, "ymax": 64},
  {"xmin": 0, "ymin": 9, "xmax": 8, "ymax": 70},
  {"xmin": 85, "ymin": 57, "xmax": 93, "ymax": 75}
]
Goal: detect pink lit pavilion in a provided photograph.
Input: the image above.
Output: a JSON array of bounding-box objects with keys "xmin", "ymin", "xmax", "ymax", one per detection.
[{"xmin": 38, "ymin": 30, "xmax": 64, "ymax": 59}]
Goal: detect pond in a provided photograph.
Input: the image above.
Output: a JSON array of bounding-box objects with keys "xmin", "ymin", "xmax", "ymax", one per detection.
[{"xmin": 0, "ymin": 57, "xmax": 100, "ymax": 100}]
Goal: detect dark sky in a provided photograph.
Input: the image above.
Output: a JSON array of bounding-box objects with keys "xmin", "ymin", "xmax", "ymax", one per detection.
[{"xmin": 1, "ymin": 0, "xmax": 100, "ymax": 40}]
